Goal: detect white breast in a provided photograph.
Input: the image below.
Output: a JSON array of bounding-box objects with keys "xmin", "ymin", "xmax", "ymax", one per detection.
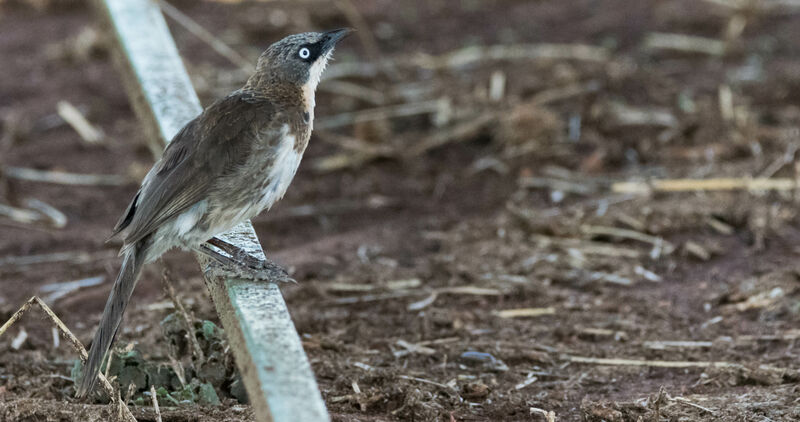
[
  {"xmin": 258, "ymin": 127, "xmax": 302, "ymax": 210},
  {"xmin": 222, "ymin": 125, "xmax": 304, "ymax": 227}
]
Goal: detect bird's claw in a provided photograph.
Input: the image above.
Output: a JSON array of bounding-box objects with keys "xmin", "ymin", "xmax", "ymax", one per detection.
[{"xmin": 204, "ymin": 259, "xmax": 295, "ymax": 283}]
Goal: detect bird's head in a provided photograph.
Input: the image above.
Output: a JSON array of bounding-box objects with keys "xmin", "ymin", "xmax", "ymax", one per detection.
[{"xmin": 248, "ymin": 28, "xmax": 352, "ymax": 99}]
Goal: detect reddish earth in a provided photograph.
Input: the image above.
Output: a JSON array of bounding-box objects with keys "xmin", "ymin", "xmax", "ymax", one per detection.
[{"xmin": 1, "ymin": 1, "xmax": 799, "ymax": 421}]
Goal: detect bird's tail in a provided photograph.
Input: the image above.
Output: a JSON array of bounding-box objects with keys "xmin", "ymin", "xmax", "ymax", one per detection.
[{"xmin": 75, "ymin": 239, "xmax": 148, "ymax": 398}]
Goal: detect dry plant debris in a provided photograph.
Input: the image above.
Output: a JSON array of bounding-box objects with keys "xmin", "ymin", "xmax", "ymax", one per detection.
[
  {"xmin": 3, "ymin": 0, "xmax": 800, "ymax": 421},
  {"xmin": 0, "ymin": 296, "xmax": 136, "ymax": 422}
]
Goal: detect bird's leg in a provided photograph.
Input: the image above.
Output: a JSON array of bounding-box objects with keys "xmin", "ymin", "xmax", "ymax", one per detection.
[
  {"xmin": 207, "ymin": 237, "xmax": 264, "ymax": 268},
  {"xmin": 194, "ymin": 243, "xmax": 294, "ymax": 283},
  {"xmin": 205, "ymin": 238, "xmax": 295, "ymax": 281}
]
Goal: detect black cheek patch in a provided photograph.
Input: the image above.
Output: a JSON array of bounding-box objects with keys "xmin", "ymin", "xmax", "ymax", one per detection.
[{"xmin": 301, "ymin": 43, "xmax": 323, "ymax": 62}]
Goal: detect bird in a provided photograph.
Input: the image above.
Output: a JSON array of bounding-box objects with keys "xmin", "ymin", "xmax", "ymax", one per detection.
[{"xmin": 75, "ymin": 28, "xmax": 352, "ymax": 398}]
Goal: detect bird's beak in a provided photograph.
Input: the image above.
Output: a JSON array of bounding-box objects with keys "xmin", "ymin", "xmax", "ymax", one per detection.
[{"xmin": 320, "ymin": 28, "xmax": 353, "ymax": 53}]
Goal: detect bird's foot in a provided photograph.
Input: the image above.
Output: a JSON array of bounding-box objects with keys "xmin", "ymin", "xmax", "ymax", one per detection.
[
  {"xmin": 196, "ymin": 242, "xmax": 295, "ymax": 283},
  {"xmin": 205, "ymin": 259, "xmax": 295, "ymax": 283}
]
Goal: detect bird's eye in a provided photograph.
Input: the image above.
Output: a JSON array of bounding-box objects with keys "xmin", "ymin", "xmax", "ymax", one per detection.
[{"xmin": 298, "ymin": 47, "xmax": 311, "ymax": 59}]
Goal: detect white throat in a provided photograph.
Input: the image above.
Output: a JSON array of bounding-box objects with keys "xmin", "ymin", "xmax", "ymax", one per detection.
[{"xmin": 302, "ymin": 49, "xmax": 333, "ymax": 121}]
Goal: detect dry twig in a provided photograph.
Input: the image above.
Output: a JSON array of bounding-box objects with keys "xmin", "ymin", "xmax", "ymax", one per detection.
[
  {"xmin": 162, "ymin": 269, "xmax": 205, "ymax": 362},
  {"xmin": 332, "ymin": 0, "xmax": 382, "ymax": 62},
  {"xmin": 530, "ymin": 407, "xmax": 557, "ymax": 422},
  {"xmin": 684, "ymin": 241, "xmax": 712, "ymax": 261},
  {"xmin": 581, "ymin": 225, "xmax": 675, "ymax": 254},
  {"xmin": 3, "ymin": 166, "xmax": 130, "ymax": 186},
  {"xmin": 642, "ymin": 340, "xmax": 714, "ymax": 350},
  {"xmin": 0, "ymin": 250, "xmax": 117, "ymax": 268},
  {"xmin": 412, "ymin": 43, "xmax": 611, "ymax": 70},
  {"xmin": 612, "ymin": 178, "xmax": 798, "ymax": 193},
  {"xmin": 39, "ymin": 275, "xmax": 105, "ymax": 303},
  {"xmin": 150, "ymin": 385, "xmax": 163, "ymax": 422},
  {"xmin": 397, "ymin": 374, "xmax": 457, "ymax": 392},
  {"xmin": 263, "ymin": 195, "xmax": 396, "ymax": 219},
  {"xmin": 316, "ymin": 99, "xmax": 443, "ymax": 130},
  {"xmin": 394, "ymin": 339, "xmax": 436, "ymax": 357},
  {"xmin": 736, "ymin": 329, "xmax": 800, "ymax": 343},
  {"xmin": 489, "ymin": 70, "xmax": 506, "ymax": 102},
  {"xmin": 532, "ymin": 235, "xmax": 642, "ymax": 258},
  {"xmin": 331, "ymin": 285, "xmax": 501, "ymax": 308},
  {"xmin": 24, "ymin": 198, "xmax": 67, "ymax": 228},
  {"xmin": 0, "ymin": 296, "xmax": 136, "ymax": 422},
  {"xmin": 406, "ymin": 286, "xmax": 503, "ymax": 311},
  {"xmin": 700, "ymin": 0, "xmax": 800, "ymax": 14},
  {"xmin": 670, "ymin": 395, "xmax": 716, "ymax": 415},
  {"xmin": 0, "ymin": 398, "xmax": 230, "ymax": 422},
  {"xmin": 158, "ymin": 0, "xmax": 254, "ymax": 73},
  {"xmin": 495, "ymin": 307, "xmax": 556, "ymax": 318},
  {"xmin": 11, "ymin": 328, "xmax": 27, "ymax": 350},
  {"xmin": 564, "ymin": 354, "xmax": 745, "ymax": 369},
  {"xmin": 519, "ymin": 177, "xmax": 597, "ymax": 195},
  {"xmin": 405, "ymin": 113, "xmax": 497, "ymax": 157},
  {"xmin": 530, "ymin": 80, "xmax": 601, "ymax": 105},
  {"xmin": 0, "ymin": 203, "xmax": 46, "ymax": 226},
  {"xmin": 330, "ymin": 291, "xmax": 422, "ymax": 305},
  {"xmin": 318, "ymin": 80, "xmax": 386, "ymax": 105},
  {"xmin": 56, "ymin": 100, "xmax": 105, "ymax": 145},
  {"xmin": 0, "ymin": 198, "xmax": 67, "ymax": 229},
  {"xmin": 643, "ymin": 32, "xmax": 727, "ymax": 56},
  {"xmin": 719, "ymin": 85, "xmax": 735, "ymax": 121},
  {"xmin": 606, "ymin": 101, "xmax": 678, "ymax": 127},
  {"xmin": 326, "ymin": 278, "xmax": 421, "ymax": 293}
]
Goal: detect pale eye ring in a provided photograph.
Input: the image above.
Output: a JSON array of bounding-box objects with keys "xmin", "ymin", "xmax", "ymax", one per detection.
[{"xmin": 298, "ymin": 47, "xmax": 310, "ymax": 59}]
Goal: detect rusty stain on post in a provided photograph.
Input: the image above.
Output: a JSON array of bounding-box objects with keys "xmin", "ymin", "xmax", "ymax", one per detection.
[{"xmin": 91, "ymin": 1, "xmax": 330, "ymax": 421}]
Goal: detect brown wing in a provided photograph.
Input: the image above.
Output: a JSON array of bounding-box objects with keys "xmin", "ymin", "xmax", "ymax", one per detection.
[{"xmin": 112, "ymin": 90, "xmax": 276, "ymax": 247}]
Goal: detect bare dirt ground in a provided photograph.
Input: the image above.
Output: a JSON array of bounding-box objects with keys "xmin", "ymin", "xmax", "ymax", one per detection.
[{"xmin": 1, "ymin": 0, "xmax": 800, "ymax": 421}]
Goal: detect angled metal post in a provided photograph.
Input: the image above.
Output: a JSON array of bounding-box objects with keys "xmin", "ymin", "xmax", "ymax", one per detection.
[{"xmin": 91, "ymin": 1, "xmax": 330, "ymax": 421}]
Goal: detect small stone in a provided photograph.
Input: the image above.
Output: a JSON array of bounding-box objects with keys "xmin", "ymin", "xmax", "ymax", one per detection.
[
  {"xmin": 118, "ymin": 365, "xmax": 147, "ymax": 393},
  {"xmin": 198, "ymin": 382, "xmax": 221, "ymax": 406},
  {"xmin": 461, "ymin": 382, "xmax": 490, "ymax": 399},
  {"xmin": 160, "ymin": 312, "xmax": 188, "ymax": 357},
  {"xmin": 197, "ymin": 353, "xmax": 227, "ymax": 387},
  {"xmin": 230, "ymin": 375, "xmax": 249, "ymax": 404},
  {"xmin": 145, "ymin": 363, "xmax": 179, "ymax": 391}
]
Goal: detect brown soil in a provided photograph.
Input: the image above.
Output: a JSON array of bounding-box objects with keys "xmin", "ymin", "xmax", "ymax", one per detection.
[{"xmin": 1, "ymin": 1, "xmax": 800, "ymax": 421}]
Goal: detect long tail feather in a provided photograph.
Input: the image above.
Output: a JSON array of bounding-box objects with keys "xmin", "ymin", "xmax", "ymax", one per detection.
[{"xmin": 75, "ymin": 239, "xmax": 148, "ymax": 398}]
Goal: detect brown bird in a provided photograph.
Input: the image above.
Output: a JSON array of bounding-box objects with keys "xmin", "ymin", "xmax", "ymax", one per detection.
[{"xmin": 76, "ymin": 28, "xmax": 352, "ymax": 398}]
